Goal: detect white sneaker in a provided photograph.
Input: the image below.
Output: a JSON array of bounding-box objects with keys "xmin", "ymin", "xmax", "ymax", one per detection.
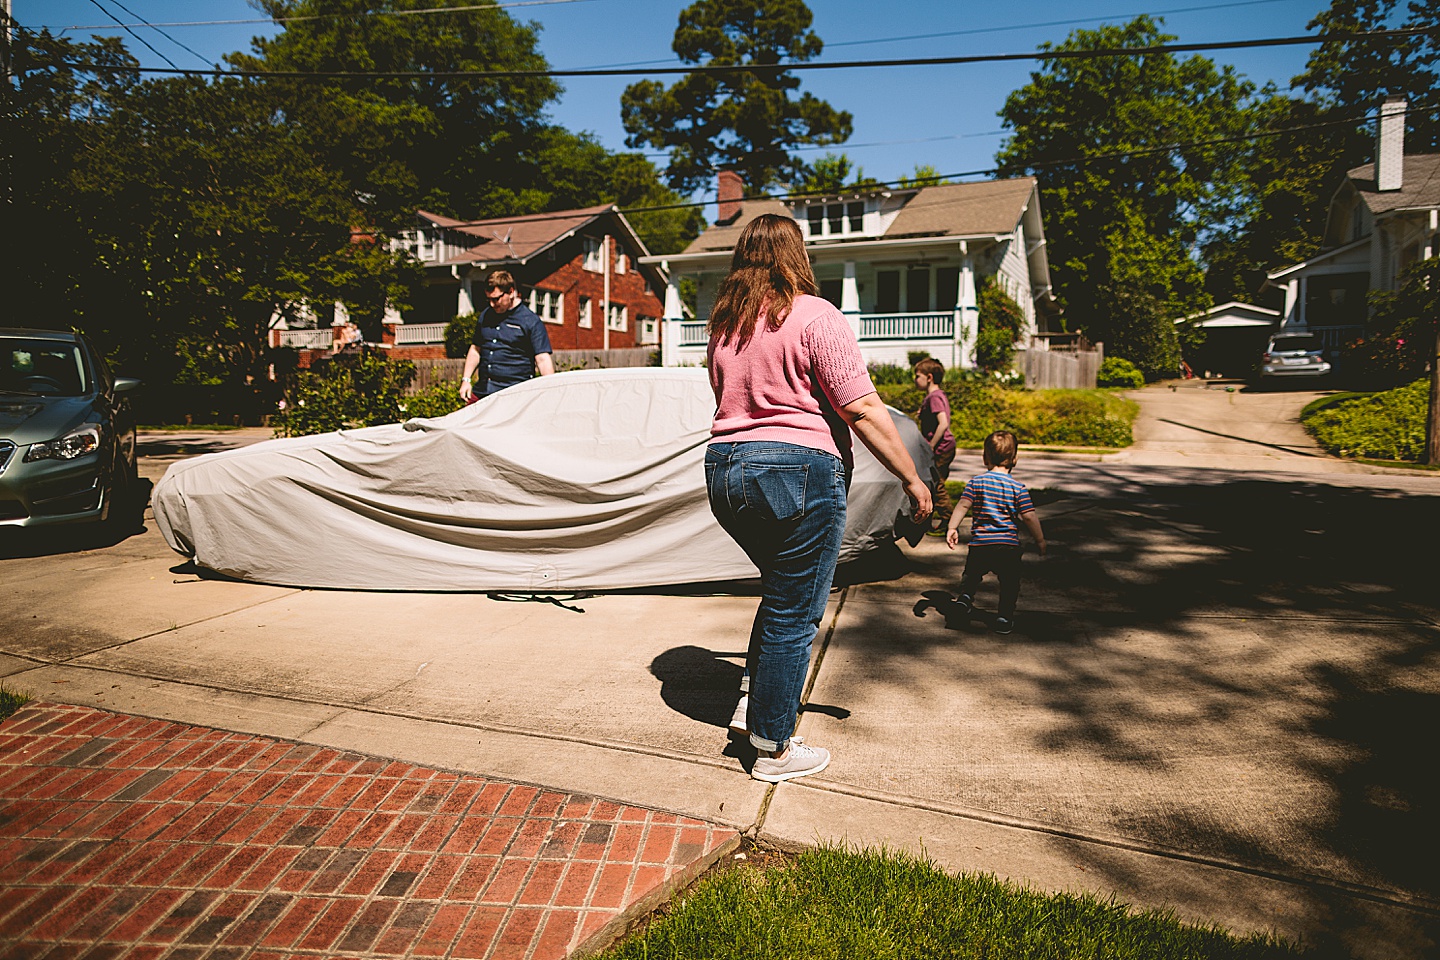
[
  {"xmin": 729, "ymin": 695, "xmax": 749, "ymax": 735},
  {"xmin": 751, "ymin": 741, "xmax": 830, "ymax": 783}
]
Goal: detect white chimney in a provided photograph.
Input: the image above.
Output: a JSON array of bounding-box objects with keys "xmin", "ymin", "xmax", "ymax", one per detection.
[{"xmin": 1376, "ymin": 96, "xmax": 1406, "ymax": 192}]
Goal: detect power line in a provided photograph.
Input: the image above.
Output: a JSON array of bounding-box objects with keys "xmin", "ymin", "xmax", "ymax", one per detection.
[
  {"xmin": 399, "ymin": 102, "xmax": 1438, "ymax": 231},
  {"xmin": 45, "ymin": 0, "xmax": 594, "ymax": 32},
  {"xmin": 100, "ymin": 0, "xmax": 212, "ymax": 68},
  {"xmin": 83, "ymin": 0, "xmax": 177, "ymax": 71},
  {"xmin": 640, "ymin": 130, "xmax": 1008, "ymax": 161},
  {"xmin": 54, "ymin": 26, "xmax": 1434, "ymax": 80}
]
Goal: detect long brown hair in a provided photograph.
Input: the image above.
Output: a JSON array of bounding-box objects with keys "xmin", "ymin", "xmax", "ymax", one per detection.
[{"xmin": 708, "ymin": 213, "xmax": 817, "ymax": 348}]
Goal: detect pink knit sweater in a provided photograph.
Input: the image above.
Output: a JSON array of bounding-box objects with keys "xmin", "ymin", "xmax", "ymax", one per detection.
[{"xmin": 707, "ymin": 294, "xmax": 876, "ymax": 464}]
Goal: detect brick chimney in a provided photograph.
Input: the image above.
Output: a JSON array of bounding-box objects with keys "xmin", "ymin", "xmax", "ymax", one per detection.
[
  {"xmin": 1376, "ymin": 96, "xmax": 1406, "ymax": 192},
  {"xmin": 717, "ymin": 169, "xmax": 744, "ymax": 224}
]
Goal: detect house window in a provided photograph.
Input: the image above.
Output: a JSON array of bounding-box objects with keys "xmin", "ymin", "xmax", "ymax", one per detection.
[
  {"xmin": 906, "ymin": 267, "xmax": 931, "ymax": 312},
  {"xmin": 528, "ymin": 288, "xmax": 563, "ymax": 324},
  {"xmin": 579, "ymin": 296, "xmax": 593, "ymax": 329},
  {"xmin": 801, "ymin": 201, "xmax": 870, "ymax": 238},
  {"xmin": 583, "ymin": 238, "xmax": 604, "ymax": 272},
  {"xmin": 875, "ymin": 271, "xmax": 900, "ymax": 313},
  {"xmin": 1304, "ymin": 273, "xmax": 1368, "ymax": 326},
  {"xmin": 615, "ymin": 249, "xmax": 627, "ymax": 274},
  {"xmin": 606, "ymin": 303, "xmax": 627, "ymax": 332},
  {"xmin": 819, "ymin": 278, "xmax": 844, "ymax": 308},
  {"xmin": 846, "ymin": 202, "xmax": 864, "ymax": 233}
]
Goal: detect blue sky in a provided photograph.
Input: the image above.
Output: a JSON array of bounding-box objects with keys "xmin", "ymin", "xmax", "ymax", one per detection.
[{"xmin": 23, "ymin": 0, "xmax": 1333, "ymax": 207}]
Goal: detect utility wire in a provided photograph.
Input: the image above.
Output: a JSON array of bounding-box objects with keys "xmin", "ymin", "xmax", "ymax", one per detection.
[
  {"xmin": 83, "ymin": 0, "xmax": 178, "ymax": 71},
  {"xmin": 100, "ymin": 0, "xmax": 212, "ymax": 68},
  {"xmin": 387, "ymin": 100, "xmax": 1439, "ymax": 232},
  {"xmin": 47, "ymin": 0, "xmax": 593, "ymax": 32},
  {"xmin": 42, "ymin": 26, "xmax": 1439, "ymax": 81}
]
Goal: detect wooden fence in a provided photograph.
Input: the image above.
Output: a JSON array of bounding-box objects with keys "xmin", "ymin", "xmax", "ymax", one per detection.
[
  {"xmin": 1014, "ymin": 342, "xmax": 1103, "ymax": 390},
  {"xmin": 403, "ymin": 347, "xmax": 655, "ymax": 394}
]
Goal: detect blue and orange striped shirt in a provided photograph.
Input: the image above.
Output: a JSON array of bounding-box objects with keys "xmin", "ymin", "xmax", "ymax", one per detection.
[{"xmin": 959, "ymin": 469, "xmax": 1035, "ymax": 546}]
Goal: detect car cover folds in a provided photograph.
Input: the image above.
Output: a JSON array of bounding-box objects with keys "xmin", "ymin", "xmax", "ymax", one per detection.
[{"xmin": 153, "ymin": 368, "xmax": 931, "ymax": 592}]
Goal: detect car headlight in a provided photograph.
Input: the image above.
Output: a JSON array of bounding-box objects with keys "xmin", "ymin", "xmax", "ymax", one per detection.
[{"xmin": 24, "ymin": 423, "xmax": 103, "ymax": 462}]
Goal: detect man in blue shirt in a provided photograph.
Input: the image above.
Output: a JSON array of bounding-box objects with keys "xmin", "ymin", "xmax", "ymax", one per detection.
[{"xmin": 459, "ymin": 270, "xmax": 556, "ymax": 401}]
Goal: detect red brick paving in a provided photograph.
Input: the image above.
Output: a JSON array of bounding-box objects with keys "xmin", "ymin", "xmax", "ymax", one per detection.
[{"xmin": 0, "ymin": 702, "xmax": 738, "ymax": 959}]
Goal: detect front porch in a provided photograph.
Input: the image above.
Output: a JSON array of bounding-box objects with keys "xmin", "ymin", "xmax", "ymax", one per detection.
[{"xmin": 663, "ymin": 311, "xmax": 963, "ymax": 368}]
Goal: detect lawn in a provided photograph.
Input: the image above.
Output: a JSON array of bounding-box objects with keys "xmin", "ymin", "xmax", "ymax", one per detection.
[{"xmin": 595, "ymin": 844, "xmax": 1304, "ymax": 960}]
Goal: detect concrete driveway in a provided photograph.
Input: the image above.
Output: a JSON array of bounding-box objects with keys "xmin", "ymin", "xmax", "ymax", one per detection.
[{"xmin": 3, "ymin": 399, "xmax": 1439, "ymax": 957}]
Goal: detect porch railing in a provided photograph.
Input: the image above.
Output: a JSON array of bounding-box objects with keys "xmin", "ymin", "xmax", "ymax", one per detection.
[
  {"xmin": 858, "ymin": 311, "xmax": 954, "ymax": 341},
  {"xmin": 394, "ymin": 322, "xmax": 448, "ymax": 345},
  {"xmin": 276, "ymin": 329, "xmax": 334, "ymax": 350},
  {"xmin": 676, "ymin": 321, "xmax": 709, "ymax": 347}
]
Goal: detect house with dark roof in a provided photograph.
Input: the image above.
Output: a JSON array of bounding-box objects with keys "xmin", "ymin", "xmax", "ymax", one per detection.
[
  {"xmin": 1263, "ymin": 98, "xmax": 1440, "ymax": 355},
  {"xmin": 640, "ymin": 170, "xmax": 1060, "ymax": 369},
  {"xmin": 395, "ymin": 204, "xmax": 667, "ymax": 357}
]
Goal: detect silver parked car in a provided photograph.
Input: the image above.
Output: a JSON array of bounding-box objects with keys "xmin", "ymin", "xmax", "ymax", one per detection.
[
  {"xmin": 1260, "ymin": 332, "xmax": 1332, "ymax": 379},
  {"xmin": 0, "ymin": 329, "xmax": 140, "ymax": 527}
]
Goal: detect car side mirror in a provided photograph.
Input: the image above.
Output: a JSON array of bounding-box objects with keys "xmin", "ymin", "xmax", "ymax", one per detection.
[{"xmin": 114, "ymin": 377, "xmax": 142, "ymax": 394}]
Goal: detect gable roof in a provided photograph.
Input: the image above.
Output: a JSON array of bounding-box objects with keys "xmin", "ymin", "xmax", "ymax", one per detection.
[
  {"xmin": 418, "ymin": 204, "xmax": 620, "ymax": 265},
  {"xmin": 1346, "ymin": 153, "xmax": 1440, "ymax": 215},
  {"xmin": 679, "ymin": 177, "xmax": 1038, "ymax": 254}
]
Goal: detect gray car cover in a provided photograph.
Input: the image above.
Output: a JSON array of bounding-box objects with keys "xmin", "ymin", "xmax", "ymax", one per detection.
[{"xmin": 153, "ymin": 367, "xmax": 932, "ymax": 591}]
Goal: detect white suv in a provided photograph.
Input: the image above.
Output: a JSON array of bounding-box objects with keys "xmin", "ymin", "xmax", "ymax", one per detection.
[{"xmin": 1261, "ymin": 332, "xmax": 1332, "ymax": 378}]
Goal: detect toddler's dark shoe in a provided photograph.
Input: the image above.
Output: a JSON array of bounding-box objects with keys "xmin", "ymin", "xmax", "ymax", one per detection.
[{"xmin": 993, "ymin": 617, "xmax": 1013, "ymax": 635}]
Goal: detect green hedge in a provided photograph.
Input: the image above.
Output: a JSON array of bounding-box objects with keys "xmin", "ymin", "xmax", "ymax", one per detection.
[
  {"xmin": 1301, "ymin": 379, "xmax": 1430, "ymax": 461},
  {"xmin": 877, "ymin": 383, "xmax": 1136, "ymax": 448}
]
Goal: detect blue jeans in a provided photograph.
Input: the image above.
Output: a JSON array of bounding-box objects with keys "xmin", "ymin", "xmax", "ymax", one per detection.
[{"xmin": 704, "ymin": 442, "xmax": 849, "ymax": 752}]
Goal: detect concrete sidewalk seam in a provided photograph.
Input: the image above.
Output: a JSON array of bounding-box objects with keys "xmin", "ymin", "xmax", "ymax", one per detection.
[{"xmin": 12, "ymin": 662, "xmax": 746, "ymax": 776}]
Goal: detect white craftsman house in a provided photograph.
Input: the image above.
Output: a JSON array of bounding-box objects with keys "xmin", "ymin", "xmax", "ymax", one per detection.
[
  {"xmin": 642, "ymin": 171, "xmax": 1060, "ymax": 368},
  {"xmin": 1262, "ymin": 98, "xmax": 1440, "ymax": 354}
]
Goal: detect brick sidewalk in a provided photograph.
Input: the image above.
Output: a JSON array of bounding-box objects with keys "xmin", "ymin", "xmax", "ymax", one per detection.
[{"xmin": 0, "ymin": 702, "xmax": 738, "ymax": 959}]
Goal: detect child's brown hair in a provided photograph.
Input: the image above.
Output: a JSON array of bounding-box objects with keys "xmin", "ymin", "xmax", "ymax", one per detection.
[
  {"xmin": 913, "ymin": 357, "xmax": 945, "ymax": 384},
  {"xmin": 983, "ymin": 430, "xmax": 1018, "ymax": 469}
]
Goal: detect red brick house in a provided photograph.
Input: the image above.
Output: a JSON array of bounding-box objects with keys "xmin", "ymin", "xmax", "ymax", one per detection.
[{"xmin": 396, "ymin": 204, "xmax": 668, "ymax": 358}]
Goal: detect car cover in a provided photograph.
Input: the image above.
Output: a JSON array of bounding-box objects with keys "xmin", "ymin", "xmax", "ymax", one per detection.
[{"xmin": 153, "ymin": 367, "xmax": 932, "ymax": 592}]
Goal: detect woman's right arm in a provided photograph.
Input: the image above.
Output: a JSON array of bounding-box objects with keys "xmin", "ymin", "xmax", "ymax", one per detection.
[{"xmin": 840, "ymin": 393, "xmax": 932, "ymax": 521}]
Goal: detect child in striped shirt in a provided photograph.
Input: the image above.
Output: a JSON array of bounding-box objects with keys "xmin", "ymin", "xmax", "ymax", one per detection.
[{"xmin": 944, "ymin": 430, "xmax": 1046, "ymax": 634}]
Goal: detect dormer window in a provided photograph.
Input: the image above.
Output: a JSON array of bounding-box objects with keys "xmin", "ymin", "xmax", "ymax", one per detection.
[{"xmin": 801, "ymin": 200, "xmax": 868, "ymax": 238}]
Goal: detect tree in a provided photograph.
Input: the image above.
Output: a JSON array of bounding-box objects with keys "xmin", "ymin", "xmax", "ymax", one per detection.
[
  {"xmin": 621, "ymin": 0, "xmax": 852, "ymax": 194},
  {"xmin": 899, "ymin": 164, "xmax": 947, "ymax": 189},
  {"xmin": 997, "ymin": 17, "xmax": 1251, "ymax": 369},
  {"xmin": 797, "ymin": 152, "xmax": 879, "ymax": 194},
  {"xmin": 1294, "ymin": 0, "xmax": 1439, "ymax": 153},
  {"xmin": 976, "ymin": 281, "xmax": 1026, "ymax": 374}
]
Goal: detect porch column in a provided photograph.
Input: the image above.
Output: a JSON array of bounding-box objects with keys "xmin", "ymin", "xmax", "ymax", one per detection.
[
  {"xmin": 957, "ymin": 244, "xmax": 979, "ymax": 369},
  {"xmin": 457, "ymin": 277, "xmax": 475, "ymax": 316},
  {"xmin": 662, "ymin": 261, "xmax": 682, "ymax": 367},
  {"xmin": 840, "ymin": 260, "xmax": 862, "ymax": 343},
  {"xmin": 1281, "ymin": 278, "xmax": 1299, "ymax": 328}
]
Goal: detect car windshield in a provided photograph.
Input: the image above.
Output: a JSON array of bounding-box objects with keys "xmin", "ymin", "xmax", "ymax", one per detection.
[
  {"xmin": 0, "ymin": 338, "xmax": 88, "ymax": 397},
  {"xmin": 1271, "ymin": 335, "xmax": 1320, "ymax": 353}
]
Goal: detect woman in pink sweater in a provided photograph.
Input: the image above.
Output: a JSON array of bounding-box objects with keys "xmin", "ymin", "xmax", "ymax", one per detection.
[{"xmin": 705, "ymin": 214, "xmax": 931, "ymax": 782}]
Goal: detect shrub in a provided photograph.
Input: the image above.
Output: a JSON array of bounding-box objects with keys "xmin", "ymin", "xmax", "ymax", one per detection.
[
  {"xmin": 401, "ymin": 381, "xmax": 468, "ymax": 420},
  {"xmin": 867, "ymin": 362, "xmax": 914, "ymax": 386},
  {"xmin": 273, "ymin": 349, "xmax": 416, "ymax": 437},
  {"xmin": 976, "ymin": 282, "xmax": 1026, "ymax": 373},
  {"xmin": 1302, "ymin": 379, "xmax": 1429, "ymax": 461},
  {"xmin": 876, "ymin": 383, "xmax": 1135, "ymax": 448},
  {"xmin": 1339, "ymin": 257, "xmax": 1437, "ymax": 389},
  {"xmin": 1098, "ymin": 356, "xmax": 1146, "ymax": 389},
  {"xmin": 445, "ymin": 313, "xmax": 477, "ymax": 359}
]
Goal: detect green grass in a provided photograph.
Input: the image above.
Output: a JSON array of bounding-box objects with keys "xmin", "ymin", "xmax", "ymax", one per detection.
[
  {"xmin": 1298, "ymin": 392, "xmax": 1373, "ymax": 419},
  {"xmin": 595, "ymin": 845, "xmax": 1304, "ymax": 960},
  {"xmin": 0, "ymin": 683, "xmax": 33, "ymax": 723}
]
